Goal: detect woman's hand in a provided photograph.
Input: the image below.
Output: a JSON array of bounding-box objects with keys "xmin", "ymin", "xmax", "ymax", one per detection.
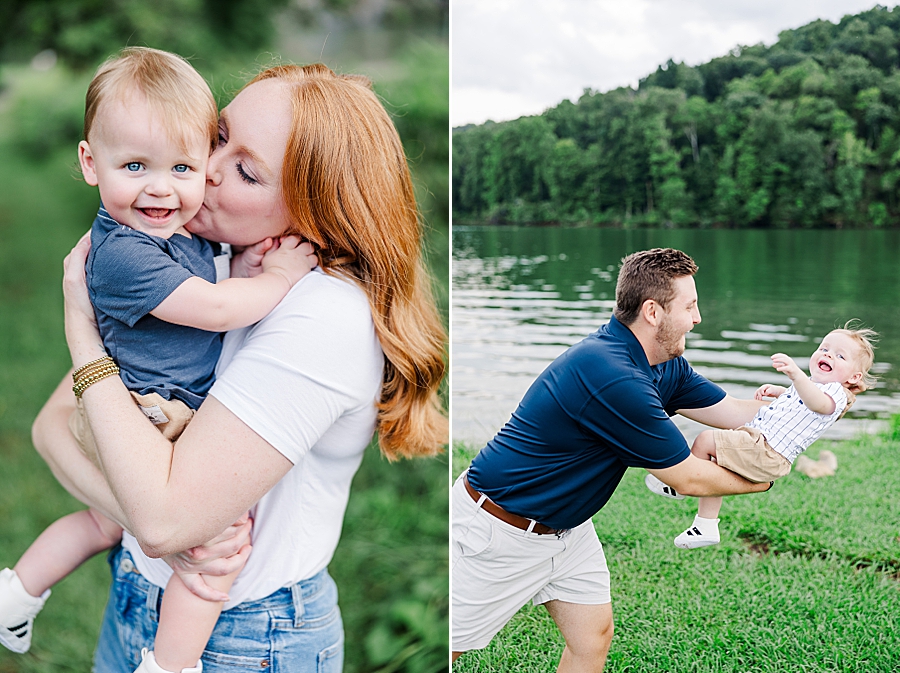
[
  {"xmin": 63, "ymin": 232, "xmax": 106, "ymax": 368},
  {"xmin": 163, "ymin": 515, "xmax": 253, "ymax": 602}
]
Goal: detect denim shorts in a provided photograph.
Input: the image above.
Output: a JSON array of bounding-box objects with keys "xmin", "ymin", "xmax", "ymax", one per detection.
[{"xmin": 93, "ymin": 546, "xmax": 344, "ymax": 673}]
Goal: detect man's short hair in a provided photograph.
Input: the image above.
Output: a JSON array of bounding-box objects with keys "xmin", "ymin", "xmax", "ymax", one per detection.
[{"xmin": 613, "ymin": 248, "xmax": 699, "ymax": 325}]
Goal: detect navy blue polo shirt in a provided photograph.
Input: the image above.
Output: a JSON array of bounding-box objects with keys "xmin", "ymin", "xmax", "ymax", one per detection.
[
  {"xmin": 87, "ymin": 207, "xmax": 224, "ymax": 410},
  {"xmin": 467, "ymin": 316, "xmax": 725, "ymax": 530}
]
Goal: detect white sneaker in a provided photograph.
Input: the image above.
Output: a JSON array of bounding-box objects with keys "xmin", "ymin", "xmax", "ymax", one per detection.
[
  {"xmin": 644, "ymin": 473, "xmax": 685, "ymax": 500},
  {"xmin": 675, "ymin": 517, "xmax": 720, "ymax": 549},
  {"xmin": 0, "ymin": 568, "xmax": 50, "ymax": 653},
  {"xmin": 134, "ymin": 648, "xmax": 203, "ymax": 673}
]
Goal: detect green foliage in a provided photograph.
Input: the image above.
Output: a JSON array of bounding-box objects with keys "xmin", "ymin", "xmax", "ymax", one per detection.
[
  {"xmin": 886, "ymin": 413, "xmax": 900, "ymax": 441},
  {"xmin": 453, "ymin": 5, "xmax": 900, "ymax": 228},
  {"xmin": 0, "ymin": 0, "xmax": 289, "ymax": 70},
  {"xmin": 331, "ymin": 447, "xmax": 449, "ymax": 673},
  {"xmin": 6, "ymin": 67, "xmax": 90, "ymax": 161},
  {"xmin": 303, "ymin": 0, "xmax": 447, "ymax": 30},
  {"xmin": 454, "ymin": 434, "xmax": 900, "ymax": 672},
  {"xmin": 376, "ymin": 40, "xmax": 450, "ymax": 313}
]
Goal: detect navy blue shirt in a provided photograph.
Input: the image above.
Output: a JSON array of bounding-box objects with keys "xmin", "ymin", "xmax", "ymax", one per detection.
[
  {"xmin": 87, "ymin": 207, "xmax": 223, "ymax": 410},
  {"xmin": 467, "ymin": 316, "xmax": 725, "ymax": 530}
]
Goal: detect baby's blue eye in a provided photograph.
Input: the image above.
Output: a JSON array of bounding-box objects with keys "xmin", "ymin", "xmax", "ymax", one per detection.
[
  {"xmin": 125, "ymin": 162, "xmax": 142, "ymax": 172},
  {"xmin": 837, "ymin": 353, "xmax": 845, "ymax": 360},
  {"xmin": 173, "ymin": 164, "xmax": 189, "ymax": 173}
]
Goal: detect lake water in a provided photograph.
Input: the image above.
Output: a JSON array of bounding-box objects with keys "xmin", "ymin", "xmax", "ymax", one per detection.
[{"xmin": 452, "ymin": 226, "xmax": 900, "ymax": 448}]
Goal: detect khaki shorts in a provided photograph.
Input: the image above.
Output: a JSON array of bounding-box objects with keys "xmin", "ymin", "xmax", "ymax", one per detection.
[
  {"xmin": 713, "ymin": 427, "xmax": 792, "ymax": 483},
  {"xmin": 451, "ymin": 474, "xmax": 610, "ymax": 653},
  {"xmin": 69, "ymin": 391, "xmax": 194, "ymax": 469}
]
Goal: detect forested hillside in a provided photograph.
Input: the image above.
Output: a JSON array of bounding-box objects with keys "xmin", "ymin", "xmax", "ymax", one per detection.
[{"xmin": 453, "ymin": 5, "xmax": 900, "ymax": 228}]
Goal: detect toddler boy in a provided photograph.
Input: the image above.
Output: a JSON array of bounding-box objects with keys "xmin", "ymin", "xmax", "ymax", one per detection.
[{"xmin": 646, "ymin": 323, "xmax": 876, "ymax": 549}]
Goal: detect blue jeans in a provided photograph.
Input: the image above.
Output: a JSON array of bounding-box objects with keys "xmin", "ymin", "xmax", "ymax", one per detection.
[{"xmin": 93, "ymin": 546, "xmax": 344, "ymax": 672}]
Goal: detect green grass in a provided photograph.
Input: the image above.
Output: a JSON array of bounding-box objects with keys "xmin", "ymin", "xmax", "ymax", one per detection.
[
  {"xmin": 0, "ymin": 62, "xmax": 448, "ymax": 672},
  {"xmin": 452, "ymin": 436, "xmax": 900, "ymax": 672}
]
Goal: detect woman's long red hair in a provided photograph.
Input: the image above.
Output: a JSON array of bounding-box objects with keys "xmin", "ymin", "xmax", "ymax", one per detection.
[{"xmin": 245, "ymin": 64, "xmax": 447, "ymax": 459}]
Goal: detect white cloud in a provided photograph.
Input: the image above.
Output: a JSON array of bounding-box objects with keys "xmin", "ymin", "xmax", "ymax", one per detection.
[{"xmin": 451, "ymin": 0, "xmax": 888, "ymax": 126}]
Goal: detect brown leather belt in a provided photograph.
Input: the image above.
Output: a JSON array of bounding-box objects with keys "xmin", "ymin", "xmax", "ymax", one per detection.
[{"xmin": 463, "ymin": 473, "xmax": 562, "ymax": 535}]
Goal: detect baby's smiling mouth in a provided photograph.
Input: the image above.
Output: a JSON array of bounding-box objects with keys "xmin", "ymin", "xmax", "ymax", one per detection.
[
  {"xmin": 818, "ymin": 360, "xmax": 832, "ymax": 372},
  {"xmin": 139, "ymin": 208, "xmax": 175, "ymax": 219}
]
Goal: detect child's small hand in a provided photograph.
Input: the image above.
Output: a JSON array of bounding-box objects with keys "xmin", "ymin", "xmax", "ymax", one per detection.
[
  {"xmin": 771, "ymin": 353, "xmax": 802, "ymax": 381},
  {"xmin": 755, "ymin": 384, "xmax": 786, "ymax": 400},
  {"xmin": 230, "ymin": 238, "xmax": 275, "ymax": 279},
  {"xmin": 261, "ymin": 236, "xmax": 319, "ymax": 287}
]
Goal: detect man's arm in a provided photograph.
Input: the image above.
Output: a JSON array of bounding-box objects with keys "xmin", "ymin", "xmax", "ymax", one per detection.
[
  {"xmin": 677, "ymin": 394, "xmax": 765, "ymax": 429},
  {"xmin": 648, "ymin": 453, "xmax": 770, "ymax": 497}
]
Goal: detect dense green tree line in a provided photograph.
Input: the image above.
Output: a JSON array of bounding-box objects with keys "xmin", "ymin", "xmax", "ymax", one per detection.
[{"xmin": 453, "ymin": 5, "xmax": 900, "ymax": 228}]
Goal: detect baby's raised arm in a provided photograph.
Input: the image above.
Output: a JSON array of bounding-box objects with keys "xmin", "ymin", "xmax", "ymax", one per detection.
[
  {"xmin": 770, "ymin": 353, "xmax": 836, "ymax": 415},
  {"xmin": 151, "ymin": 237, "xmax": 317, "ymax": 332}
]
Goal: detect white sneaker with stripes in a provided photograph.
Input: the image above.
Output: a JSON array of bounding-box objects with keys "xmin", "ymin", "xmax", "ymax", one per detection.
[
  {"xmin": 644, "ymin": 473, "xmax": 686, "ymax": 500},
  {"xmin": 0, "ymin": 568, "xmax": 50, "ymax": 653},
  {"xmin": 675, "ymin": 516, "xmax": 720, "ymax": 549}
]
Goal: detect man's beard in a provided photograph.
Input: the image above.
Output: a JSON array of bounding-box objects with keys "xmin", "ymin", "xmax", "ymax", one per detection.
[{"xmin": 655, "ymin": 314, "xmax": 685, "ymax": 360}]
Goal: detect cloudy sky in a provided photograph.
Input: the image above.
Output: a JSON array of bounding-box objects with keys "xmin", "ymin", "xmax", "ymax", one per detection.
[{"xmin": 452, "ymin": 0, "xmax": 887, "ymax": 127}]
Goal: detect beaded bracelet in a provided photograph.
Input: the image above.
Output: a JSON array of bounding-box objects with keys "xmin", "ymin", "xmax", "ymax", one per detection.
[
  {"xmin": 72, "ymin": 356, "xmax": 112, "ymax": 381},
  {"xmin": 72, "ymin": 356, "xmax": 116, "ymax": 385},
  {"xmin": 72, "ymin": 356, "xmax": 120, "ymax": 398}
]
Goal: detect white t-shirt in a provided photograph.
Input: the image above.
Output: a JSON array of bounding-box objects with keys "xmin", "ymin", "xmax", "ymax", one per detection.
[
  {"xmin": 746, "ymin": 381, "xmax": 848, "ymax": 463},
  {"xmin": 121, "ymin": 269, "xmax": 384, "ymax": 607}
]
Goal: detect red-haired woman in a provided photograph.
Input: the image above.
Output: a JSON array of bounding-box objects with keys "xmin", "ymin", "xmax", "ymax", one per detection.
[{"xmin": 33, "ymin": 64, "xmax": 447, "ymax": 672}]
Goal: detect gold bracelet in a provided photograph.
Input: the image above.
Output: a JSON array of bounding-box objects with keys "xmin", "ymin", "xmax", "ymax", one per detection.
[
  {"xmin": 72, "ymin": 356, "xmax": 114, "ymax": 382},
  {"xmin": 72, "ymin": 355, "xmax": 116, "ymax": 383},
  {"xmin": 73, "ymin": 364, "xmax": 120, "ymax": 398},
  {"xmin": 73, "ymin": 366, "xmax": 118, "ymax": 394}
]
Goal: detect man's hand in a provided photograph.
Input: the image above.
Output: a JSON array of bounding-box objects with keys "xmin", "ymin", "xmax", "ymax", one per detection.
[
  {"xmin": 754, "ymin": 384, "xmax": 786, "ymax": 400},
  {"xmin": 163, "ymin": 515, "xmax": 253, "ymax": 602},
  {"xmin": 771, "ymin": 353, "xmax": 803, "ymax": 381},
  {"xmin": 261, "ymin": 237, "xmax": 319, "ymax": 287}
]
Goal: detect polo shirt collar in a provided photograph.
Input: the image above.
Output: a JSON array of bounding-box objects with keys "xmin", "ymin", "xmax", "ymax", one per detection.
[{"xmin": 606, "ymin": 315, "xmax": 656, "ymax": 380}]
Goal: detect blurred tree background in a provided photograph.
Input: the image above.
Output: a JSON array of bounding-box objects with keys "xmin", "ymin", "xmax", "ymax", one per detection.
[
  {"xmin": 453, "ymin": 5, "xmax": 900, "ymax": 229},
  {"xmin": 0, "ymin": 1, "xmax": 448, "ymax": 672}
]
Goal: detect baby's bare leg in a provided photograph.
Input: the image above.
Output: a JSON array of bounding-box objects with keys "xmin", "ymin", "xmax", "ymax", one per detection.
[
  {"xmin": 14, "ymin": 508, "xmax": 122, "ymax": 597},
  {"xmin": 153, "ymin": 511, "xmax": 251, "ymax": 673},
  {"xmin": 690, "ymin": 431, "xmax": 723, "ymax": 519},
  {"xmin": 153, "ymin": 567, "xmax": 240, "ymax": 672}
]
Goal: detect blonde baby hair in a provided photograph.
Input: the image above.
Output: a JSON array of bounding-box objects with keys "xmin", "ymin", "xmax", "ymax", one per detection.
[{"xmin": 83, "ymin": 46, "xmax": 218, "ymax": 155}]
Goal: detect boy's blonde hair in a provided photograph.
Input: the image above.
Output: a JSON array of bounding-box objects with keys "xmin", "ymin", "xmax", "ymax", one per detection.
[
  {"xmin": 830, "ymin": 320, "xmax": 878, "ymax": 393},
  {"xmin": 83, "ymin": 47, "xmax": 217, "ymax": 155}
]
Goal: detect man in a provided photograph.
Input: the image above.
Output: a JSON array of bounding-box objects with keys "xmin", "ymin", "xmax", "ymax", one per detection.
[{"xmin": 451, "ymin": 248, "xmax": 771, "ymax": 672}]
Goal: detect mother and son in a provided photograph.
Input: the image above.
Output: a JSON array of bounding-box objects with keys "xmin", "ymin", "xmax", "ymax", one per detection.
[
  {"xmin": 0, "ymin": 47, "xmax": 447, "ymax": 671},
  {"xmin": 452, "ymin": 247, "xmax": 876, "ymax": 670}
]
